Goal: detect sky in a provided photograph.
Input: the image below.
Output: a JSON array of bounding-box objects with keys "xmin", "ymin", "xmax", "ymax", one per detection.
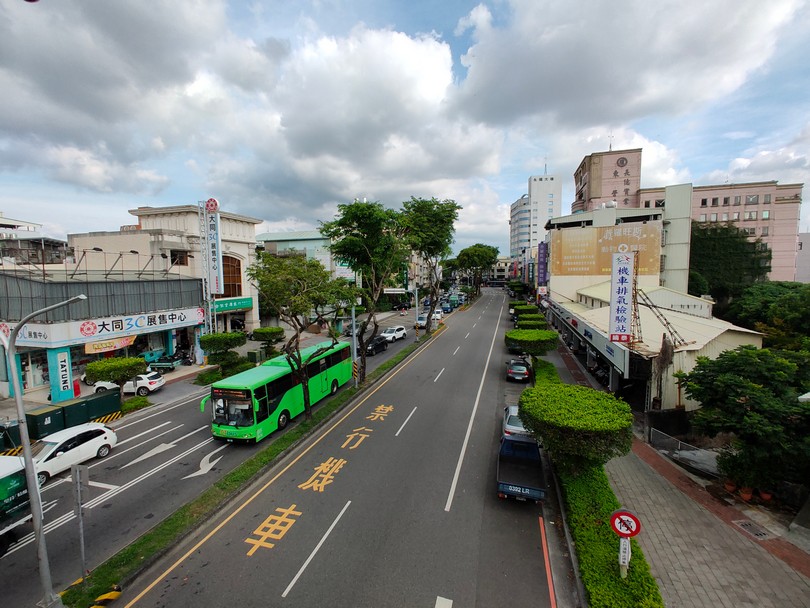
[{"xmin": 1, "ymin": 0, "xmax": 809, "ymax": 257}]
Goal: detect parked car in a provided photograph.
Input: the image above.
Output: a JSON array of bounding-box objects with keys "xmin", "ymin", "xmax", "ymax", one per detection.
[
  {"xmin": 415, "ymin": 315, "xmax": 428, "ymax": 329},
  {"xmin": 27, "ymin": 422, "xmax": 118, "ymax": 486},
  {"xmin": 441, "ymin": 302, "xmax": 452, "ymax": 314},
  {"xmin": 505, "ymin": 358, "xmax": 531, "ymax": 382},
  {"xmin": 380, "ymin": 326, "xmax": 407, "ymax": 342},
  {"xmin": 365, "ymin": 335, "xmax": 389, "ymax": 355},
  {"xmin": 431, "ymin": 310, "xmax": 443, "ymax": 322},
  {"xmin": 94, "ymin": 372, "xmax": 166, "ymax": 396},
  {"xmin": 502, "ymin": 405, "xmax": 535, "ymax": 443},
  {"xmin": 343, "ymin": 321, "xmax": 365, "ymax": 337}
]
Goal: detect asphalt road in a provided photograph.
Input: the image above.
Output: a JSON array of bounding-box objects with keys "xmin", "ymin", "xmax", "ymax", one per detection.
[
  {"xmin": 119, "ymin": 291, "xmax": 558, "ymax": 608},
  {"xmin": 0, "ymin": 320, "xmax": 416, "ymax": 607}
]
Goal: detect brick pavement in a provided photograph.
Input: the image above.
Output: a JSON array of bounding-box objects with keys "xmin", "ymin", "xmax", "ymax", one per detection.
[{"xmin": 549, "ymin": 346, "xmax": 810, "ymax": 608}]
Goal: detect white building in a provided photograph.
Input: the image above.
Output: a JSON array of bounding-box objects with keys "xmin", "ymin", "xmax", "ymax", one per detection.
[{"xmin": 509, "ymin": 173, "xmax": 561, "ymax": 285}]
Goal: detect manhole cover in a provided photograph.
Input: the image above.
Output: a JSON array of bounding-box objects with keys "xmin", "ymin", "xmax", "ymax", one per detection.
[{"xmin": 733, "ymin": 519, "xmax": 772, "ymax": 540}]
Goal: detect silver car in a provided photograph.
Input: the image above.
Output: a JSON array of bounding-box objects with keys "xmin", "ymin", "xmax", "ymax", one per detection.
[{"xmin": 502, "ymin": 405, "xmax": 535, "ymax": 443}]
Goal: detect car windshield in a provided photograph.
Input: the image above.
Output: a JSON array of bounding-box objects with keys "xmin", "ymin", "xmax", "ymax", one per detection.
[
  {"xmin": 30, "ymin": 440, "xmax": 58, "ymax": 459},
  {"xmin": 213, "ymin": 397, "xmax": 253, "ymax": 427},
  {"xmin": 506, "ymin": 414, "xmax": 525, "ymax": 429},
  {"xmin": 382, "ymin": 328, "xmax": 394, "ymax": 334}
]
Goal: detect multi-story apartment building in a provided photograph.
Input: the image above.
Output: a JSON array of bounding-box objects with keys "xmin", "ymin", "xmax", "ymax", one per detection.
[
  {"xmin": 509, "ymin": 173, "xmax": 562, "ymax": 284},
  {"xmin": 573, "ymin": 148, "xmax": 803, "ymax": 281},
  {"xmin": 797, "ymin": 233, "xmax": 810, "ymax": 283}
]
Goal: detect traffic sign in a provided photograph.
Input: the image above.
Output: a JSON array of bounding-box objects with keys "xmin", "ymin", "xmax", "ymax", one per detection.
[
  {"xmin": 610, "ymin": 509, "xmax": 641, "ymax": 538},
  {"xmin": 383, "ymin": 288, "xmax": 407, "ymax": 294}
]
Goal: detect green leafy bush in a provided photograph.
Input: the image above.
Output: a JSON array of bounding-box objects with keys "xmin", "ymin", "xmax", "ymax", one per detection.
[
  {"xmin": 121, "ymin": 396, "xmax": 151, "ymax": 415},
  {"xmin": 518, "ymin": 313, "xmax": 545, "ymax": 323},
  {"xmin": 200, "ymin": 331, "xmax": 247, "ymax": 353},
  {"xmin": 85, "ymin": 357, "xmax": 147, "ymax": 385},
  {"xmin": 250, "ymin": 326, "xmax": 284, "ymax": 344},
  {"xmin": 195, "ymin": 369, "xmax": 223, "ymax": 385},
  {"xmin": 516, "ymin": 320, "xmax": 545, "ymax": 330},
  {"xmin": 505, "ymin": 328, "xmax": 559, "ymax": 356},
  {"xmin": 513, "ymin": 304, "xmax": 539, "ymax": 317},
  {"xmin": 520, "ymin": 384, "xmax": 632, "ymax": 473},
  {"xmin": 559, "ymin": 466, "xmax": 664, "ymax": 607},
  {"xmin": 208, "ymin": 350, "xmax": 240, "ymax": 366}
]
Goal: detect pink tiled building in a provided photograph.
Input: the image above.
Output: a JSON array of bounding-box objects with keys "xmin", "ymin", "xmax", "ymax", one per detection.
[{"xmin": 571, "ymin": 149, "xmax": 803, "ymax": 281}]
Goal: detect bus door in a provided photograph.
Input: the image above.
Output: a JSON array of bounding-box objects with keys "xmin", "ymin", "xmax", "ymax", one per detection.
[{"xmin": 319, "ymin": 359, "xmax": 328, "ymax": 395}]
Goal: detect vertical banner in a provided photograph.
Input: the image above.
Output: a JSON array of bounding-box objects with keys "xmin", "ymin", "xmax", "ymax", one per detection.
[
  {"xmin": 609, "ymin": 252, "xmax": 634, "ymax": 342},
  {"xmin": 205, "ymin": 198, "xmax": 224, "ymax": 295},
  {"xmin": 537, "ymin": 242, "xmax": 548, "ymax": 286}
]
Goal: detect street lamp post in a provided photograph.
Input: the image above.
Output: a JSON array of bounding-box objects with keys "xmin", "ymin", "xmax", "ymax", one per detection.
[{"xmin": 1, "ymin": 294, "xmax": 87, "ymax": 608}]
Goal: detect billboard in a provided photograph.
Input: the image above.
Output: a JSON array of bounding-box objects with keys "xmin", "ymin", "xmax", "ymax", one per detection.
[
  {"xmin": 609, "ymin": 253, "xmax": 635, "ymax": 342},
  {"xmin": 205, "ymin": 198, "xmax": 224, "ymax": 295},
  {"xmin": 550, "ymin": 221, "xmax": 661, "ymax": 276}
]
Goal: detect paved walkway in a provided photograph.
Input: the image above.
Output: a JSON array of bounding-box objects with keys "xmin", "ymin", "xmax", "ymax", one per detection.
[{"xmin": 550, "ymin": 346, "xmax": 810, "ymax": 608}]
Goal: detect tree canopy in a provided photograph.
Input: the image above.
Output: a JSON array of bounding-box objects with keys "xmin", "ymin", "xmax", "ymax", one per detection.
[
  {"xmin": 678, "ymin": 345, "xmax": 810, "ymax": 487},
  {"xmin": 247, "ymin": 253, "xmax": 356, "ymax": 418},
  {"xmin": 84, "ymin": 357, "xmax": 147, "ymax": 389},
  {"xmin": 724, "ymin": 281, "xmax": 810, "ymax": 350},
  {"xmin": 687, "ymin": 223, "xmax": 771, "ymax": 312},
  {"xmin": 456, "ymin": 243, "xmax": 499, "ymax": 294},
  {"xmin": 401, "ymin": 196, "xmax": 460, "ymax": 325}
]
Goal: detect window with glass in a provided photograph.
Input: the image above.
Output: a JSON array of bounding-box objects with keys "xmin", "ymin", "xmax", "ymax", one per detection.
[
  {"xmin": 764, "ymin": 194, "xmax": 771, "ymax": 204},
  {"xmin": 734, "ymin": 196, "xmax": 741, "ymax": 205},
  {"xmin": 722, "ymin": 213, "xmax": 729, "ymax": 221},
  {"xmin": 723, "ymin": 197, "xmax": 730, "ymax": 206},
  {"xmin": 710, "ymin": 213, "xmax": 718, "ymax": 222},
  {"xmin": 221, "ymin": 255, "xmax": 242, "ymax": 298},
  {"xmin": 744, "ymin": 211, "xmax": 757, "ymax": 220},
  {"xmin": 745, "ymin": 194, "xmax": 759, "ymax": 205},
  {"xmin": 700, "ymin": 198, "xmax": 707, "ymax": 207},
  {"xmin": 699, "ymin": 214, "xmax": 706, "ymax": 222},
  {"xmin": 743, "ymin": 227, "xmax": 756, "ymax": 236},
  {"xmin": 732, "ymin": 212, "xmax": 740, "ymax": 220},
  {"xmin": 760, "ymin": 226, "xmax": 769, "ymax": 236},
  {"xmin": 711, "ymin": 197, "xmax": 719, "ymax": 206},
  {"xmin": 761, "ymin": 210, "xmax": 770, "ymax": 220}
]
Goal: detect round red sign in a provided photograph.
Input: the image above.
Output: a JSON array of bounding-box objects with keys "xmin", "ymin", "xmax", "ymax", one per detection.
[{"xmin": 610, "ymin": 509, "xmax": 641, "ymax": 538}]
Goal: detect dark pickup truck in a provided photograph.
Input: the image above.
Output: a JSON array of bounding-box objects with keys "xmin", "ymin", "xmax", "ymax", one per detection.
[{"xmin": 496, "ymin": 437, "xmax": 546, "ymax": 503}]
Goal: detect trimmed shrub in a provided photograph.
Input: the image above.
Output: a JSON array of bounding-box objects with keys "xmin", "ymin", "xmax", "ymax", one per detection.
[
  {"xmin": 519, "ymin": 383, "xmax": 632, "ymax": 474},
  {"xmin": 533, "ymin": 359, "xmax": 561, "ymax": 385},
  {"xmin": 85, "ymin": 357, "xmax": 147, "ymax": 385},
  {"xmin": 208, "ymin": 350, "xmax": 240, "ymax": 366},
  {"xmin": 505, "ymin": 328, "xmax": 559, "ymax": 356},
  {"xmin": 516, "ymin": 320, "xmax": 545, "ymax": 330},
  {"xmin": 250, "ymin": 326, "xmax": 284, "ymax": 344},
  {"xmin": 559, "ymin": 466, "xmax": 664, "ymax": 607},
  {"xmin": 518, "ymin": 313, "xmax": 545, "ymax": 323},
  {"xmin": 200, "ymin": 331, "xmax": 247, "ymax": 353},
  {"xmin": 513, "ymin": 304, "xmax": 540, "ymax": 318},
  {"xmin": 195, "ymin": 369, "xmax": 223, "ymax": 385}
]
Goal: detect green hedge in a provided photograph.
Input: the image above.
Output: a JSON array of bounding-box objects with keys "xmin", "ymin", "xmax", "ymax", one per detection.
[
  {"xmin": 516, "ymin": 320, "xmax": 545, "ymax": 330},
  {"xmin": 520, "ymin": 383, "xmax": 632, "ymax": 473},
  {"xmin": 518, "ymin": 313, "xmax": 545, "ymax": 323},
  {"xmin": 513, "ymin": 304, "xmax": 540, "ymax": 317},
  {"xmin": 559, "ymin": 466, "xmax": 664, "ymax": 607},
  {"xmin": 522, "ymin": 360, "xmax": 663, "ymax": 607},
  {"xmin": 505, "ymin": 328, "xmax": 559, "ymax": 356}
]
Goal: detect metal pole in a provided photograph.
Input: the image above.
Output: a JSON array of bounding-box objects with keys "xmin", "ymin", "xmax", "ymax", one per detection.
[{"xmin": 3, "ymin": 294, "xmax": 87, "ymax": 608}]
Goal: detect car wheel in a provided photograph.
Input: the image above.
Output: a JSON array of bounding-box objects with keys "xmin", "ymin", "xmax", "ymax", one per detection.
[
  {"xmin": 331, "ymin": 379, "xmax": 339, "ymax": 395},
  {"xmin": 277, "ymin": 410, "xmax": 290, "ymax": 430},
  {"xmin": 37, "ymin": 472, "xmax": 49, "ymax": 487},
  {"xmin": 95, "ymin": 386, "xmax": 107, "ymax": 393},
  {"xmin": 96, "ymin": 444, "xmax": 111, "ymax": 458},
  {"xmin": 136, "ymin": 387, "xmax": 149, "ymax": 396},
  {"xmin": 83, "ymin": 376, "xmax": 93, "ymax": 386}
]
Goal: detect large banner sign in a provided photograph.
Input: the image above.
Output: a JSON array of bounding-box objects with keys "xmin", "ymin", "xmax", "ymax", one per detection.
[
  {"xmin": 205, "ymin": 198, "xmax": 224, "ymax": 295},
  {"xmin": 609, "ymin": 253, "xmax": 635, "ymax": 343},
  {"xmin": 551, "ymin": 221, "xmax": 661, "ymax": 276}
]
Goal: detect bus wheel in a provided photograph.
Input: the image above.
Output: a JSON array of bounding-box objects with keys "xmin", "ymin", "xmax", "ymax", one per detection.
[
  {"xmin": 278, "ymin": 410, "xmax": 290, "ymax": 430},
  {"xmin": 330, "ymin": 380, "xmax": 338, "ymax": 395}
]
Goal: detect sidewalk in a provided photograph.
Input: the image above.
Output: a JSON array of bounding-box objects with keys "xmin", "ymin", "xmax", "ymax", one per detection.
[{"xmin": 549, "ymin": 346, "xmax": 810, "ymax": 607}]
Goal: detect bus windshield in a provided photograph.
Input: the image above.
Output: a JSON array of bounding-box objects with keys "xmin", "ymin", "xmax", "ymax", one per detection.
[{"xmin": 213, "ymin": 397, "xmax": 253, "ymax": 427}]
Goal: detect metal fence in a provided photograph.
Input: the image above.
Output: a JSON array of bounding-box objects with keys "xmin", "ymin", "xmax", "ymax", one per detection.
[{"xmin": 650, "ymin": 428, "xmax": 720, "ymax": 478}]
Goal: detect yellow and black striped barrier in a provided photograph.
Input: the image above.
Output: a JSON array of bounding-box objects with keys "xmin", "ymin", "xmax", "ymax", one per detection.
[{"xmin": 92, "ymin": 411, "xmax": 123, "ymax": 425}]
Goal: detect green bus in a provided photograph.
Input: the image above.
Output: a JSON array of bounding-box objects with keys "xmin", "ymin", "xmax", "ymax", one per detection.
[{"xmin": 200, "ymin": 340, "xmax": 352, "ymax": 443}]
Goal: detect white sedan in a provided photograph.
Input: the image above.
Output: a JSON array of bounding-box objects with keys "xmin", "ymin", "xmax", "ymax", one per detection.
[
  {"xmin": 94, "ymin": 372, "xmax": 166, "ymax": 396},
  {"xmin": 21, "ymin": 422, "xmax": 118, "ymax": 486},
  {"xmin": 380, "ymin": 325, "xmax": 407, "ymax": 342}
]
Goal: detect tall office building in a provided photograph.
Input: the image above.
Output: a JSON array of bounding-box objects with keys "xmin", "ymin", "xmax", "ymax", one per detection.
[{"xmin": 509, "ymin": 173, "xmax": 561, "ymax": 282}]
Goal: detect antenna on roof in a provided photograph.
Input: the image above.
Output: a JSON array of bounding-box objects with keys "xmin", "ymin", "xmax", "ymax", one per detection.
[
  {"xmin": 544, "ymin": 156, "xmax": 548, "ymax": 175},
  {"xmin": 608, "ymin": 132, "xmax": 614, "ymax": 152}
]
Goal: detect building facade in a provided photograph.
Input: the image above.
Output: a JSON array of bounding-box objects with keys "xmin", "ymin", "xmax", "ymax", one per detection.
[{"xmin": 509, "ymin": 174, "xmax": 561, "ymax": 286}]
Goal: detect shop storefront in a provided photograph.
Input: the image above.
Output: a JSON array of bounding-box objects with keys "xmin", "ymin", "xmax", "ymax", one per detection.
[
  {"xmin": 0, "ymin": 306, "xmax": 204, "ymax": 404},
  {"xmin": 214, "ymin": 296, "xmax": 254, "ymax": 332}
]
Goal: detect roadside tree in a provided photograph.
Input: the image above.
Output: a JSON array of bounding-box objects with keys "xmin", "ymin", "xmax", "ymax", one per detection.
[
  {"xmin": 456, "ymin": 243, "xmax": 499, "ymax": 296},
  {"xmin": 247, "ymin": 254, "xmax": 357, "ymax": 419},
  {"xmin": 321, "ymin": 201, "xmax": 410, "ymax": 380},
  {"xmin": 401, "ymin": 196, "xmax": 461, "ymax": 327}
]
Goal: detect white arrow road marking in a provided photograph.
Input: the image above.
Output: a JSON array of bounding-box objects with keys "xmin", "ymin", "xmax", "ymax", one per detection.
[
  {"xmin": 122, "ymin": 425, "xmax": 208, "ymax": 468},
  {"xmin": 5, "ymin": 438, "xmax": 214, "ymax": 556},
  {"xmin": 182, "ymin": 444, "xmax": 228, "ymax": 479}
]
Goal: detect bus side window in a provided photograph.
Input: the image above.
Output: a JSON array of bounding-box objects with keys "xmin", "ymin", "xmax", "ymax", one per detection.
[{"xmin": 254, "ymin": 385, "xmax": 269, "ymax": 422}]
